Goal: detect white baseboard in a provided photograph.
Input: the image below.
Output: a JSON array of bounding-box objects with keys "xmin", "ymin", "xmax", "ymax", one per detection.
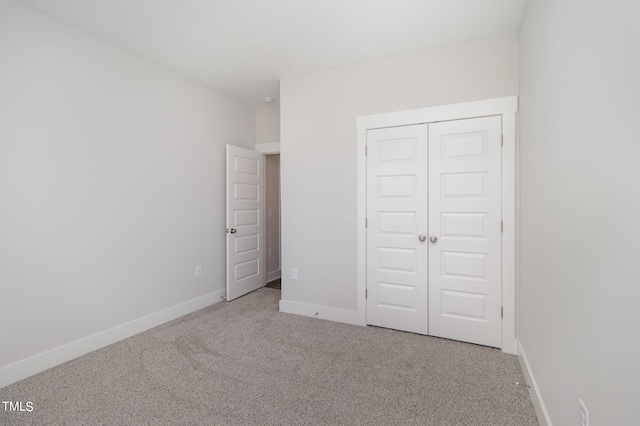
[
  {"xmin": 0, "ymin": 289, "xmax": 226, "ymax": 389},
  {"xmin": 279, "ymin": 299, "xmax": 363, "ymax": 326},
  {"xmin": 517, "ymin": 340, "xmax": 552, "ymax": 426},
  {"xmin": 266, "ymin": 270, "xmax": 281, "ymax": 283}
]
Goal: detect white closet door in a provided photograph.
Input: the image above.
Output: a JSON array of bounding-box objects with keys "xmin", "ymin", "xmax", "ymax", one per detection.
[
  {"xmin": 427, "ymin": 116, "xmax": 502, "ymax": 348},
  {"xmin": 366, "ymin": 124, "xmax": 428, "ymax": 334},
  {"xmin": 226, "ymin": 145, "xmax": 265, "ymax": 301}
]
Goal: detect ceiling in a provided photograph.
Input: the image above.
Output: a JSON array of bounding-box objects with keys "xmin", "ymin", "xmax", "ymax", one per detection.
[{"xmin": 18, "ymin": 0, "xmax": 529, "ymax": 108}]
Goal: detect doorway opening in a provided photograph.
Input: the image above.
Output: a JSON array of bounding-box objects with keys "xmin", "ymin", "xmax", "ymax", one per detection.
[{"xmin": 265, "ymin": 154, "xmax": 281, "ymax": 289}]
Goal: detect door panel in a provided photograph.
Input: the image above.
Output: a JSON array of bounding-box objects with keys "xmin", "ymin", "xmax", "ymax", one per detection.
[
  {"xmin": 366, "ymin": 125, "xmax": 428, "ymax": 334},
  {"xmin": 441, "ymin": 213, "xmax": 487, "ymax": 239},
  {"xmin": 226, "ymin": 145, "xmax": 265, "ymax": 301},
  {"xmin": 428, "ymin": 116, "xmax": 502, "ymax": 348}
]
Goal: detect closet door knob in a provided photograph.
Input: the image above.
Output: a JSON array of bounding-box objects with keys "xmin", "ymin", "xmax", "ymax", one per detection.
[
  {"xmin": 429, "ymin": 236, "xmax": 438, "ymax": 243},
  {"xmin": 418, "ymin": 235, "xmax": 426, "ymax": 242}
]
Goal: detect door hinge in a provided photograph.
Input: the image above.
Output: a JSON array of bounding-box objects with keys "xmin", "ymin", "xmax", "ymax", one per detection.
[
  {"xmin": 365, "ymin": 217, "xmax": 368, "ymax": 227},
  {"xmin": 501, "ymin": 306, "xmax": 504, "ymax": 319},
  {"xmin": 365, "ymin": 145, "xmax": 368, "ymax": 156},
  {"xmin": 365, "ymin": 289, "xmax": 368, "ymax": 299},
  {"xmin": 501, "ymin": 220, "xmax": 503, "ymax": 233},
  {"xmin": 501, "ymin": 134, "xmax": 504, "ymax": 147}
]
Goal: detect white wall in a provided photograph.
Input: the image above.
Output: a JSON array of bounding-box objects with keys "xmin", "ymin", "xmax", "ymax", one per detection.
[
  {"xmin": 0, "ymin": 0, "xmax": 255, "ymax": 385},
  {"xmin": 280, "ymin": 33, "xmax": 519, "ymax": 313},
  {"xmin": 256, "ymin": 106, "xmax": 280, "ymax": 144},
  {"xmin": 519, "ymin": 0, "xmax": 640, "ymax": 424}
]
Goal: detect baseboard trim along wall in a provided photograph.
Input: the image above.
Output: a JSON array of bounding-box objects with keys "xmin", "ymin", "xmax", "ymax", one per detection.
[
  {"xmin": 0, "ymin": 289, "xmax": 226, "ymax": 389},
  {"xmin": 517, "ymin": 340, "xmax": 552, "ymax": 426},
  {"xmin": 279, "ymin": 300, "xmax": 362, "ymax": 326},
  {"xmin": 266, "ymin": 270, "xmax": 281, "ymax": 283}
]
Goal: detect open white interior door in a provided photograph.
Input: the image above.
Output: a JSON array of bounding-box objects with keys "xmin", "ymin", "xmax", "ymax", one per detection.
[{"xmin": 226, "ymin": 145, "xmax": 265, "ymax": 301}]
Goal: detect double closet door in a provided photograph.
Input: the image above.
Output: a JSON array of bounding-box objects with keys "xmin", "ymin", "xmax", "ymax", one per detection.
[{"xmin": 366, "ymin": 116, "xmax": 502, "ymax": 348}]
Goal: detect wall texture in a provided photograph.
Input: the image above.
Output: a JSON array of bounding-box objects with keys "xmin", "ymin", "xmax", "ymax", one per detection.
[
  {"xmin": 0, "ymin": 0, "xmax": 255, "ymax": 383},
  {"xmin": 280, "ymin": 33, "xmax": 519, "ymax": 312},
  {"xmin": 519, "ymin": 0, "xmax": 640, "ymax": 424}
]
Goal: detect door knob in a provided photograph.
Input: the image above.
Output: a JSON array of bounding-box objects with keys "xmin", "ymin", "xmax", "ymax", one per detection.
[
  {"xmin": 418, "ymin": 235, "xmax": 426, "ymax": 242},
  {"xmin": 429, "ymin": 236, "xmax": 438, "ymax": 243},
  {"xmin": 229, "ymin": 228, "xmax": 237, "ymax": 234}
]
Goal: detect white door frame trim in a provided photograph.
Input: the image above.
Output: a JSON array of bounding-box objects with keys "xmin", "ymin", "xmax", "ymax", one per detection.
[
  {"xmin": 356, "ymin": 96, "xmax": 518, "ymax": 354},
  {"xmin": 255, "ymin": 142, "xmax": 281, "ymax": 154}
]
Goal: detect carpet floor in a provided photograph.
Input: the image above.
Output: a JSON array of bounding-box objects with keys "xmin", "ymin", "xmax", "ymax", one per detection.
[{"xmin": 0, "ymin": 288, "xmax": 537, "ymax": 425}]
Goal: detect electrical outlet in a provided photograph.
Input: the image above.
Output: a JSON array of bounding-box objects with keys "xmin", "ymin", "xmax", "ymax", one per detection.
[
  {"xmin": 290, "ymin": 268, "xmax": 298, "ymax": 280},
  {"xmin": 268, "ymin": 248, "xmax": 273, "ymax": 258},
  {"xmin": 195, "ymin": 265, "xmax": 202, "ymax": 278},
  {"xmin": 579, "ymin": 398, "xmax": 589, "ymax": 426},
  {"xmin": 268, "ymin": 208, "xmax": 273, "ymax": 218}
]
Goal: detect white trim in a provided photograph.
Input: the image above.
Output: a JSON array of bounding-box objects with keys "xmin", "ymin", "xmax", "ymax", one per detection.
[
  {"xmin": 515, "ymin": 111, "xmax": 522, "ymax": 356},
  {"xmin": 255, "ymin": 142, "xmax": 280, "ymax": 154},
  {"xmin": 279, "ymin": 300, "xmax": 361, "ymax": 326},
  {"xmin": 501, "ymin": 112, "xmax": 517, "ymax": 355},
  {"xmin": 266, "ymin": 270, "xmax": 281, "ymax": 283},
  {"xmin": 0, "ymin": 289, "xmax": 226, "ymax": 388},
  {"xmin": 356, "ymin": 127, "xmax": 368, "ymax": 327},
  {"xmin": 517, "ymin": 340, "xmax": 552, "ymax": 426},
  {"xmin": 356, "ymin": 96, "xmax": 518, "ymax": 131},
  {"xmin": 356, "ymin": 96, "xmax": 518, "ymax": 353}
]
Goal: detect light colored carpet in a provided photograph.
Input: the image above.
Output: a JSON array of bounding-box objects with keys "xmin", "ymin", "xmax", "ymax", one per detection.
[{"xmin": 0, "ymin": 288, "xmax": 537, "ymax": 425}]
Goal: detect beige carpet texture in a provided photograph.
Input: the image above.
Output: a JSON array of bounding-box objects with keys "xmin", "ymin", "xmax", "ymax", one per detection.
[{"xmin": 0, "ymin": 288, "xmax": 537, "ymax": 425}]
